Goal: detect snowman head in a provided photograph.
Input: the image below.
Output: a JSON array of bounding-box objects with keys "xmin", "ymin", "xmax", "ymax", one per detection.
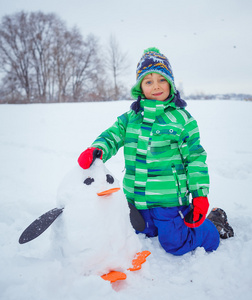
[{"xmin": 57, "ymin": 159, "xmax": 120, "ymax": 207}]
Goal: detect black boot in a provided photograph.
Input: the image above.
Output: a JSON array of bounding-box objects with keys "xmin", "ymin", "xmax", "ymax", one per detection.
[{"xmin": 207, "ymin": 208, "xmax": 234, "ymax": 239}]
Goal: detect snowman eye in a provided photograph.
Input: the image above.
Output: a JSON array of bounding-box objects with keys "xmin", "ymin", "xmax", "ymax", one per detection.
[
  {"xmin": 106, "ymin": 174, "xmax": 114, "ymax": 184},
  {"xmin": 84, "ymin": 177, "xmax": 94, "ymax": 185}
]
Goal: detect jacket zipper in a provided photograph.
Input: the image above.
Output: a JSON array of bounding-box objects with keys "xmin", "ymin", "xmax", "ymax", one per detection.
[{"xmin": 172, "ymin": 164, "xmax": 182, "ymax": 205}]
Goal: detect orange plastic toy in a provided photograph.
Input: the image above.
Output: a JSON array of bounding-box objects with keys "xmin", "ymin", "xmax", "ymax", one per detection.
[
  {"xmin": 101, "ymin": 250, "xmax": 151, "ymax": 283},
  {"xmin": 101, "ymin": 271, "xmax": 127, "ymax": 283},
  {"xmin": 128, "ymin": 250, "xmax": 151, "ymax": 271}
]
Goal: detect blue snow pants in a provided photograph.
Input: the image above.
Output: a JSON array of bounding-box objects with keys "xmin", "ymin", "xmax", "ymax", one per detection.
[{"xmin": 136, "ymin": 206, "xmax": 220, "ymax": 255}]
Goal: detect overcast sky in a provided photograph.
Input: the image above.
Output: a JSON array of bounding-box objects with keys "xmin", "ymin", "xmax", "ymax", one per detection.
[{"xmin": 1, "ymin": 0, "xmax": 252, "ymax": 95}]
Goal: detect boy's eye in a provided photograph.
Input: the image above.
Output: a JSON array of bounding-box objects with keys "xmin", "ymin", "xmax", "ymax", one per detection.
[{"xmin": 145, "ymin": 80, "xmax": 152, "ymax": 85}]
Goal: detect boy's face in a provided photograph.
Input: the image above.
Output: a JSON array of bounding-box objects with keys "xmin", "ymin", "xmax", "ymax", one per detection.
[{"xmin": 141, "ymin": 73, "xmax": 170, "ymax": 101}]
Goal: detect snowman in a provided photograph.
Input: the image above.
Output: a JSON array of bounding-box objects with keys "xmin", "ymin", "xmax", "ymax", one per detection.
[
  {"xmin": 52, "ymin": 159, "xmax": 143, "ymax": 277},
  {"xmin": 19, "ymin": 158, "xmax": 151, "ymax": 282}
]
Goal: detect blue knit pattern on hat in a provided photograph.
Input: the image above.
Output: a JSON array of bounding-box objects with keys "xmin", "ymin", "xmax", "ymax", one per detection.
[
  {"xmin": 131, "ymin": 47, "xmax": 177, "ymax": 100},
  {"xmin": 136, "ymin": 51, "xmax": 174, "ymax": 82}
]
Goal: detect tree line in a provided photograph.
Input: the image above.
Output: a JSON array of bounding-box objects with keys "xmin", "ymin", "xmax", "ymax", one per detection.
[{"xmin": 0, "ymin": 11, "xmax": 129, "ymax": 104}]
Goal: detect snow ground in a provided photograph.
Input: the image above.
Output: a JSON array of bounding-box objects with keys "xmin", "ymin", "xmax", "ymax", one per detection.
[{"xmin": 0, "ymin": 100, "xmax": 252, "ymax": 300}]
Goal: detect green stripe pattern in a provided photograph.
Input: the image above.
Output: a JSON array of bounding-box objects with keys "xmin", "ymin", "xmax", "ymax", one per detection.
[{"xmin": 92, "ymin": 98, "xmax": 209, "ymax": 210}]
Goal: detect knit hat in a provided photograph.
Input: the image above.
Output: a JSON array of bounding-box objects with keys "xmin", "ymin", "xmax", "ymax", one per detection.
[{"xmin": 131, "ymin": 47, "xmax": 176, "ymax": 100}]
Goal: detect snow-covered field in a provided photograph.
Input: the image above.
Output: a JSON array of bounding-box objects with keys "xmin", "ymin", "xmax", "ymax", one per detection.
[{"xmin": 1, "ymin": 100, "xmax": 252, "ymax": 300}]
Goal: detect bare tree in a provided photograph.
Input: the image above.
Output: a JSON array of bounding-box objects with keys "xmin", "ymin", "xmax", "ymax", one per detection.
[
  {"xmin": 52, "ymin": 27, "xmax": 73, "ymax": 102},
  {"xmin": 105, "ymin": 35, "xmax": 129, "ymax": 100},
  {"xmin": 0, "ymin": 11, "xmax": 64, "ymax": 102},
  {"xmin": 71, "ymin": 34, "xmax": 100, "ymax": 101},
  {"xmin": 0, "ymin": 12, "xmax": 33, "ymax": 101},
  {"xmin": 0, "ymin": 12, "xmax": 128, "ymax": 103},
  {"xmin": 29, "ymin": 12, "xmax": 61, "ymax": 102}
]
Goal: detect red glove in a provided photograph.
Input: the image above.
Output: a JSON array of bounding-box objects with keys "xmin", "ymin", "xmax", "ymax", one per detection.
[
  {"xmin": 78, "ymin": 147, "xmax": 103, "ymax": 169},
  {"xmin": 184, "ymin": 197, "xmax": 209, "ymax": 228}
]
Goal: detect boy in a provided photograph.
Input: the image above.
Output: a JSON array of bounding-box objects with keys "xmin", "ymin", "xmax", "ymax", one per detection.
[{"xmin": 78, "ymin": 48, "xmax": 234, "ymax": 255}]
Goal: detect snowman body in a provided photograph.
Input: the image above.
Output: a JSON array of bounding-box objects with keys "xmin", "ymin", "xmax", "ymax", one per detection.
[{"xmin": 53, "ymin": 160, "xmax": 142, "ymax": 275}]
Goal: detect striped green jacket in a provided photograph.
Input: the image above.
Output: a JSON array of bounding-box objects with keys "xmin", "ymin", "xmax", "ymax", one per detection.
[{"xmin": 92, "ymin": 99, "xmax": 209, "ymax": 210}]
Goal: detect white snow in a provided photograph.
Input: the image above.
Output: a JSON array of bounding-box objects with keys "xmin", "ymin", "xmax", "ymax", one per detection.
[{"xmin": 0, "ymin": 100, "xmax": 252, "ymax": 299}]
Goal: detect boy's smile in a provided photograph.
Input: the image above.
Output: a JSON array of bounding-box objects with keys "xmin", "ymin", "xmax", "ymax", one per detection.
[{"xmin": 141, "ymin": 73, "xmax": 170, "ymax": 101}]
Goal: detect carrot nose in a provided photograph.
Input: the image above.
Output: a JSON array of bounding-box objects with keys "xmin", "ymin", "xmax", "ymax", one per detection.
[{"xmin": 97, "ymin": 188, "xmax": 120, "ymax": 196}]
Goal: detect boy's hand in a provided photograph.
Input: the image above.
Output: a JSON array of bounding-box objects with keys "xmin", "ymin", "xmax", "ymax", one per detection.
[
  {"xmin": 78, "ymin": 147, "xmax": 103, "ymax": 169},
  {"xmin": 184, "ymin": 197, "xmax": 209, "ymax": 228}
]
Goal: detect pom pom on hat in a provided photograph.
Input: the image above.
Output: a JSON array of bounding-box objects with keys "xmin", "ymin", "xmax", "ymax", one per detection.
[
  {"xmin": 143, "ymin": 47, "xmax": 160, "ymax": 54},
  {"xmin": 131, "ymin": 47, "xmax": 177, "ymax": 100}
]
